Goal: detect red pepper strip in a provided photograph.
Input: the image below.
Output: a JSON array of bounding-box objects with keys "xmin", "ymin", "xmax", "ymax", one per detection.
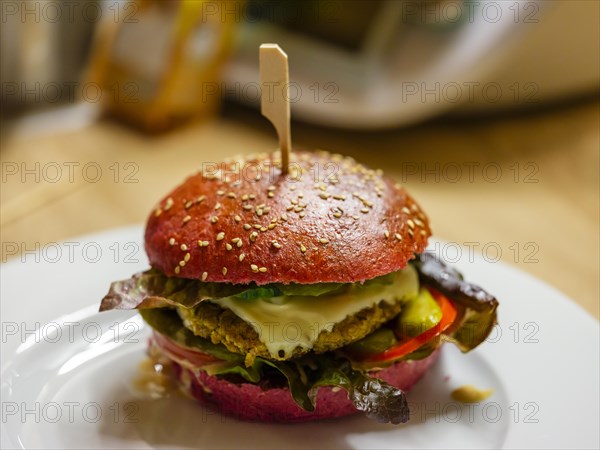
[{"xmin": 363, "ymin": 289, "xmax": 458, "ymax": 363}]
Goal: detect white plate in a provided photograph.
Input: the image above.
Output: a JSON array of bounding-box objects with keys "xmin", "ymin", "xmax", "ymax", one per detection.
[{"xmin": 1, "ymin": 226, "xmax": 598, "ymax": 449}]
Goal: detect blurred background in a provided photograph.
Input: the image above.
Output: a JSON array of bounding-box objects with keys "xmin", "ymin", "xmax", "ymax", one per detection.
[{"xmin": 1, "ymin": 0, "xmax": 599, "ymax": 316}]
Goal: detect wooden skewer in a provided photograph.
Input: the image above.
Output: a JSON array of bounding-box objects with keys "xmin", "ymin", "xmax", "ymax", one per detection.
[{"xmin": 259, "ymin": 43, "xmax": 291, "ymax": 175}]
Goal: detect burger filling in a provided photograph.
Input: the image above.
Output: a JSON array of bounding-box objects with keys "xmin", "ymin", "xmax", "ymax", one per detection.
[{"xmin": 100, "ymin": 253, "xmax": 498, "ymax": 424}]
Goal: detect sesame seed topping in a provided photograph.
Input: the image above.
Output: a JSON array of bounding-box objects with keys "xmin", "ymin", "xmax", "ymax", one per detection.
[
  {"xmin": 179, "ymin": 260, "xmax": 186, "ymax": 267},
  {"xmin": 268, "ymin": 223, "xmax": 276, "ymax": 230},
  {"xmin": 155, "ymin": 208, "xmax": 162, "ymax": 217},
  {"xmin": 216, "ymin": 190, "xmax": 225, "ymax": 196},
  {"xmin": 319, "ymin": 238, "xmax": 329, "ymax": 244},
  {"xmin": 169, "ymin": 238, "xmax": 176, "ymax": 246},
  {"xmin": 234, "ymin": 215, "xmax": 242, "ymax": 222},
  {"xmin": 272, "ymin": 241, "xmax": 281, "ymax": 249},
  {"xmin": 258, "ymin": 267, "xmax": 267, "ymax": 273},
  {"xmin": 401, "ymin": 207, "xmax": 411, "ymax": 215},
  {"xmin": 243, "ymin": 224, "xmax": 251, "ymax": 230},
  {"xmin": 394, "ymin": 233, "xmax": 402, "ymax": 241},
  {"xmin": 184, "ymin": 200, "xmax": 193, "ymax": 209},
  {"xmin": 420, "ymin": 230, "xmax": 427, "ymax": 237},
  {"xmin": 242, "ymin": 194, "xmax": 249, "ymax": 201},
  {"xmin": 243, "ymin": 204, "xmax": 253, "ymax": 211},
  {"xmin": 360, "ymin": 208, "xmax": 369, "ymax": 214},
  {"xmin": 184, "ymin": 253, "xmax": 190, "ymax": 262},
  {"xmin": 222, "ymin": 267, "xmax": 228, "ymax": 275},
  {"xmin": 256, "ymin": 209, "xmax": 263, "ymax": 216},
  {"xmin": 196, "ymin": 195, "xmax": 206, "ymax": 203},
  {"xmin": 180, "ymin": 244, "xmax": 188, "ymax": 251},
  {"xmin": 249, "ymin": 194, "xmax": 256, "ymax": 200},
  {"xmin": 198, "ymin": 240, "xmax": 209, "ymax": 247},
  {"xmin": 225, "ymin": 243, "xmax": 233, "ymax": 251},
  {"xmin": 202, "ymin": 272, "xmax": 208, "ymax": 281},
  {"xmin": 319, "ymin": 192, "xmax": 330, "ymax": 200},
  {"xmin": 299, "ymin": 212, "xmax": 306, "ymax": 218},
  {"xmin": 250, "ymin": 264, "xmax": 258, "ymax": 272},
  {"xmin": 239, "ymin": 253, "xmax": 245, "ymax": 261},
  {"xmin": 249, "ymin": 232, "xmax": 258, "ymax": 242},
  {"xmin": 214, "ymin": 203, "xmax": 221, "ymax": 210},
  {"xmin": 183, "ymin": 215, "xmax": 191, "ymax": 223},
  {"xmin": 210, "ymin": 216, "xmax": 218, "ymax": 223},
  {"xmin": 216, "ymin": 232, "xmax": 225, "ymax": 241},
  {"xmin": 299, "ymin": 244, "xmax": 307, "ymax": 253},
  {"xmin": 384, "ymin": 230, "xmax": 390, "ymax": 238},
  {"xmin": 174, "ymin": 266, "xmax": 181, "ymax": 274},
  {"xmin": 268, "ymin": 192, "xmax": 274, "ymax": 198},
  {"xmin": 227, "ymin": 192, "xmax": 236, "ymax": 198},
  {"xmin": 164, "ymin": 197, "xmax": 174, "ymax": 210},
  {"xmin": 407, "ymin": 219, "xmax": 415, "ymax": 229},
  {"xmin": 333, "ymin": 194, "xmax": 346, "ymax": 201},
  {"xmin": 408, "ymin": 229, "xmax": 414, "ymax": 237},
  {"xmin": 237, "ymin": 240, "xmax": 243, "ymax": 247},
  {"xmin": 281, "ymin": 213, "xmax": 288, "ymax": 221},
  {"xmin": 333, "ymin": 212, "xmax": 342, "ymax": 218},
  {"xmin": 232, "ymin": 237, "xmax": 241, "ymax": 243},
  {"xmin": 267, "ymin": 185, "xmax": 276, "ymax": 191}
]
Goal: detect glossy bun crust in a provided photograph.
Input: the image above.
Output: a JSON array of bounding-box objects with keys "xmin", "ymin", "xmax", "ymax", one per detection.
[{"xmin": 145, "ymin": 150, "xmax": 431, "ymax": 284}]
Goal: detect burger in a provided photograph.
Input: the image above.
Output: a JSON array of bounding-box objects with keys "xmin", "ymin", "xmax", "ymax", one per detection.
[{"xmin": 100, "ymin": 150, "xmax": 498, "ymax": 424}]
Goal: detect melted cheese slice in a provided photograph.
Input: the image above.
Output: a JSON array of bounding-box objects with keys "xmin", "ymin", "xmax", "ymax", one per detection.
[{"xmin": 211, "ymin": 265, "xmax": 419, "ymax": 359}]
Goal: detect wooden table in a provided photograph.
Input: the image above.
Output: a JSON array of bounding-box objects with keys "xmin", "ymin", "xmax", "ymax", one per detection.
[{"xmin": 2, "ymin": 100, "xmax": 598, "ymax": 319}]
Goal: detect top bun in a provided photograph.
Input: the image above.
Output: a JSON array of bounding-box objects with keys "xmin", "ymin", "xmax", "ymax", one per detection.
[{"xmin": 144, "ymin": 150, "xmax": 431, "ymax": 284}]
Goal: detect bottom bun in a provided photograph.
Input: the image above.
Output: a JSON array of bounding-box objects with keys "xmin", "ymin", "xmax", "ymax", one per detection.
[{"xmin": 169, "ymin": 349, "xmax": 441, "ymax": 423}]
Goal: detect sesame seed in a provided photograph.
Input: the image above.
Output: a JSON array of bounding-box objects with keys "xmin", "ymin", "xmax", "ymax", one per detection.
[
  {"xmin": 196, "ymin": 195, "xmax": 206, "ymax": 203},
  {"xmin": 184, "ymin": 200, "xmax": 193, "ymax": 209},
  {"xmin": 169, "ymin": 238, "xmax": 176, "ymax": 246},
  {"xmin": 401, "ymin": 207, "xmax": 411, "ymax": 215},
  {"xmin": 333, "ymin": 195, "xmax": 346, "ymax": 200},
  {"xmin": 299, "ymin": 212, "xmax": 306, "ymax": 218},
  {"xmin": 291, "ymin": 199, "xmax": 298, "ymax": 205},
  {"xmin": 237, "ymin": 240, "xmax": 243, "ymax": 247},
  {"xmin": 249, "ymin": 194, "xmax": 256, "ymax": 200},
  {"xmin": 179, "ymin": 260, "xmax": 186, "ymax": 267},
  {"xmin": 268, "ymin": 223, "xmax": 276, "ymax": 230},
  {"xmin": 184, "ymin": 252, "xmax": 190, "ymax": 262},
  {"xmin": 214, "ymin": 203, "xmax": 221, "ymax": 210},
  {"xmin": 384, "ymin": 230, "xmax": 390, "ymax": 238},
  {"xmin": 414, "ymin": 218, "xmax": 424, "ymax": 227},
  {"xmin": 333, "ymin": 212, "xmax": 343, "ymax": 218},
  {"xmin": 250, "ymin": 232, "xmax": 258, "ymax": 242},
  {"xmin": 272, "ymin": 241, "xmax": 281, "ymax": 249},
  {"xmin": 210, "ymin": 216, "xmax": 218, "ymax": 223},
  {"xmin": 250, "ymin": 264, "xmax": 258, "ymax": 272},
  {"xmin": 286, "ymin": 205, "xmax": 294, "ymax": 211},
  {"xmin": 243, "ymin": 204, "xmax": 253, "ymax": 211},
  {"xmin": 197, "ymin": 240, "xmax": 209, "ymax": 247},
  {"xmin": 319, "ymin": 193, "xmax": 330, "ymax": 200},
  {"xmin": 225, "ymin": 243, "xmax": 232, "ymax": 251},
  {"xmin": 268, "ymin": 192, "xmax": 274, "ymax": 198},
  {"xmin": 183, "ymin": 215, "xmax": 191, "ymax": 223},
  {"xmin": 180, "ymin": 244, "xmax": 188, "ymax": 251},
  {"xmin": 299, "ymin": 244, "xmax": 307, "ymax": 253},
  {"xmin": 227, "ymin": 192, "xmax": 236, "ymax": 198},
  {"xmin": 239, "ymin": 253, "xmax": 245, "ymax": 261},
  {"xmin": 256, "ymin": 209, "xmax": 263, "ymax": 216},
  {"xmin": 243, "ymin": 224, "xmax": 251, "ymax": 230},
  {"xmin": 281, "ymin": 213, "xmax": 288, "ymax": 221},
  {"xmin": 319, "ymin": 238, "xmax": 329, "ymax": 244},
  {"xmin": 174, "ymin": 266, "xmax": 181, "ymax": 274},
  {"xmin": 164, "ymin": 197, "xmax": 174, "ymax": 210},
  {"xmin": 267, "ymin": 185, "xmax": 276, "ymax": 191},
  {"xmin": 420, "ymin": 230, "xmax": 427, "ymax": 237},
  {"xmin": 258, "ymin": 267, "xmax": 267, "ymax": 273},
  {"xmin": 407, "ymin": 219, "xmax": 415, "ymax": 229},
  {"xmin": 216, "ymin": 232, "xmax": 225, "ymax": 241},
  {"xmin": 202, "ymin": 272, "xmax": 208, "ymax": 281},
  {"xmin": 253, "ymin": 224, "xmax": 261, "ymax": 229},
  {"xmin": 155, "ymin": 208, "xmax": 162, "ymax": 217},
  {"xmin": 360, "ymin": 208, "xmax": 369, "ymax": 214},
  {"xmin": 232, "ymin": 237, "xmax": 240, "ymax": 243},
  {"xmin": 408, "ymin": 229, "xmax": 414, "ymax": 237},
  {"xmin": 394, "ymin": 233, "xmax": 402, "ymax": 241},
  {"xmin": 222, "ymin": 267, "xmax": 228, "ymax": 275},
  {"xmin": 216, "ymin": 190, "xmax": 225, "ymax": 196},
  {"xmin": 234, "ymin": 215, "xmax": 242, "ymax": 222},
  {"xmin": 242, "ymin": 194, "xmax": 249, "ymax": 201}
]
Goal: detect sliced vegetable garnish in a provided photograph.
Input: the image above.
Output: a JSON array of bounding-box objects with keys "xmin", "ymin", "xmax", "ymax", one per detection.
[{"xmin": 360, "ymin": 289, "xmax": 457, "ymax": 364}]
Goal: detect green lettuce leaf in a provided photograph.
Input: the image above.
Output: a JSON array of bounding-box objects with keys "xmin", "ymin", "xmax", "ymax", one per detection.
[
  {"xmin": 140, "ymin": 308, "xmax": 409, "ymax": 423},
  {"xmin": 100, "ymin": 269, "xmax": 392, "ymax": 312}
]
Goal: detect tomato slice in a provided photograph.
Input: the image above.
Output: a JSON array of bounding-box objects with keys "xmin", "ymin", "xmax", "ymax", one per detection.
[
  {"xmin": 362, "ymin": 289, "xmax": 458, "ymax": 363},
  {"xmin": 152, "ymin": 331, "xmax": 220, "ymax": 367}
]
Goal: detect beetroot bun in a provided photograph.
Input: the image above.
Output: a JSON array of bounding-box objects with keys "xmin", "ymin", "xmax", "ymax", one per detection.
[
  {"xmin": 173, "ymin": 348, "xmax": 441, "ymax": 423},
  {"xmin": 145, "ymin": 150, "xmax": 431, "ymax": 284}
]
